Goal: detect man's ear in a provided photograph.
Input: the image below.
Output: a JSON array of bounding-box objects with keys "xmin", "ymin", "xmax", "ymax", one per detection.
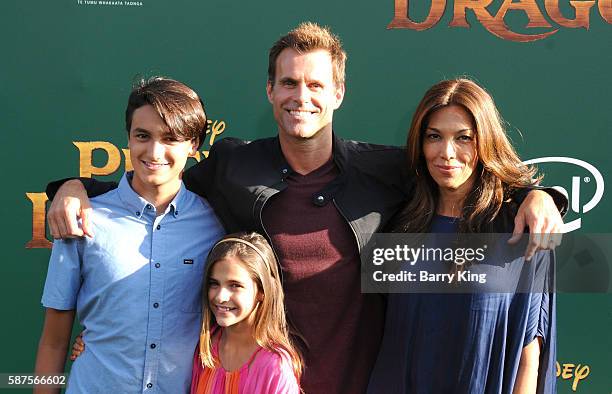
[
  {"xmin": 266, "ymin": 81, "xmax": 274, "ymax": 104},
  {"xmin": 190, "ymin": 137, "xmax": 199, "ymax": 155},
  {"xmin": 333, "ymin": 82, "xmax": 345, "ymax": 110}
]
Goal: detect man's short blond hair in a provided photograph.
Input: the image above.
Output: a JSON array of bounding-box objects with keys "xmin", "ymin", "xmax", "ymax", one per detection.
[{"xmin": 268, "ymin": 22, "xmax": 347, "ymax": 87}]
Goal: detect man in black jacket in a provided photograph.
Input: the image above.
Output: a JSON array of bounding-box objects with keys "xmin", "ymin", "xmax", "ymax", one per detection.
[{"xmin": 47, "ymin": 22, "xmax": 564, "ymax": 394}]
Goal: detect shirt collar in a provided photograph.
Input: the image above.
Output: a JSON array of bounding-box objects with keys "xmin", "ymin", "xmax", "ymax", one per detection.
[
  {"xmin": 271, "ymin": 131, "xmax": 348, "ymax": 179},
  {"xmin": 117, "ymin": 172, "xmax": 186, "ymax": 219}
]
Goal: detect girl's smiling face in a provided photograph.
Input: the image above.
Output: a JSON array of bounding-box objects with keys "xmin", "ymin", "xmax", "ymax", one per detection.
[{"xmin": 207, "ymin": 256, "xmax": 262, "ymax": 329}]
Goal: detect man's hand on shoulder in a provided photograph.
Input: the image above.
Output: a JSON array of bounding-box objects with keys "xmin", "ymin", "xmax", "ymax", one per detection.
[
  {"xmin": 47, "ymin": 179, "xmax": 94, "ymax": 239},
  {"xmin": 508, "ymin": 190, "xmax": 563, "ymax": 261}
]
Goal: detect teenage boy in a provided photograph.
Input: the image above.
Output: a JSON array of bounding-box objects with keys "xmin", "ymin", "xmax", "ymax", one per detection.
[{"xmin": 35, "ymin": 77, "xmax": 224, "ymax": 393}]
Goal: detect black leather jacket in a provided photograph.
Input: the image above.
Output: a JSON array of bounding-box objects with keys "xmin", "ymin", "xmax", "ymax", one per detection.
[{"xmin": 183, "ymin": 133, "xmax": 413, "ymax": 252}]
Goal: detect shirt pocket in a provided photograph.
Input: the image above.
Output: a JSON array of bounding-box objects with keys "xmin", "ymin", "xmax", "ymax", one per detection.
[{"xmin": 165, "ymin": 254, "xmax": 206, "ymax": 313}]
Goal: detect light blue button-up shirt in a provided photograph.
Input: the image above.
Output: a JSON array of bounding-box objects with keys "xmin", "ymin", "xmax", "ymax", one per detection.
[{"xmin": 42, "ymin": 172, "xmax": 224, "ymax": 393}]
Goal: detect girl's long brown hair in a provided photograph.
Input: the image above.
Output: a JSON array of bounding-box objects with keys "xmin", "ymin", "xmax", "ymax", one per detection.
[
  {"xmin": 199, "ymin": 232, "xmax": 303, "ymax": 381},
  {"xmin": 390, "ymin": 78, "xmax": 541, "ymax": 233}
]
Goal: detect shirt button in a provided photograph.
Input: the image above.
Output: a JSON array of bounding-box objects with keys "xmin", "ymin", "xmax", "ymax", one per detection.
[
  {"xmin": 155, "ymin": 263, "xmax": 160, "ymax": 268},
  {"xmin": 150, "ymin": 343, "xmax": 156, "ymax": 349},
  {"xmin": 175, "ymin": 210, "xmax": 179, "ymax": 216},
  {"xmin": 282, "ymin": 168, "xmax": 288, "ymax": 174},
  {"xmin": 135, "ymin": 211, "xmax": 140, "ymax": 216},
  {"xmin": 146, "ymin": 204, "xmax": 152, "ymax": 210},
  {"xmin": 316, "ymin": 195, "xmax": 325, "ymax": 203},
  {"xmin": 146, "ymin": 383, "xmax": 153, "ymax": 389},
  {"xmin": 156, "ymin": 224, "xmax": 161, "ymax": 230},
  {"xmin": 153, "ymin": 302, "xmax": 159, "ymax": 308}
]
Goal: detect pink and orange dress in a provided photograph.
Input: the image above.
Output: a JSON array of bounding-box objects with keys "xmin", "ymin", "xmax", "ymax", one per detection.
[{"xmin": 190, "ymin": 331, "xmax": 300, "ymax": 394}]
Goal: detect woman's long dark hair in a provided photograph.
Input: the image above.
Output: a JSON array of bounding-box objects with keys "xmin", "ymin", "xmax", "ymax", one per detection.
[{"xmin": 390, "ymin": 78, "xmax": 541, "ymax": 233}]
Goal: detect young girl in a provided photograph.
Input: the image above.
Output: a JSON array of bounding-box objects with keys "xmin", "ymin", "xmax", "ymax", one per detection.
[{"xmin": 191, "ymin": 232, "xmax": 302, "ymax": 394}]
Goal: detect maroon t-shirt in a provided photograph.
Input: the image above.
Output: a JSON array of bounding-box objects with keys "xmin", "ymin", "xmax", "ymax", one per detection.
[{"xmin": 262, "ymin": 159, "xmax": 385, "ymax": 394}]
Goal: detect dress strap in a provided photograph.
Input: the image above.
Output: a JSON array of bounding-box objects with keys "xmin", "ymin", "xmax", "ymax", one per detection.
[{"xmin": 245, "ymin": 346, "xmax": 263, "ymax": 369}]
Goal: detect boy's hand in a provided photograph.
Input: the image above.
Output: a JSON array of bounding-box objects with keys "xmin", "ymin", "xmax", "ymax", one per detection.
[
  {"xmin": 508, "ymin": 190, "xmax": 563, "ymax": 261},
  {"xmin": 70, "ymin": 332, "xmax": 85, "ymax": 361},
  {"xmin": 47, "ymin": 180, "xmax": 94, "ymax": 239}
]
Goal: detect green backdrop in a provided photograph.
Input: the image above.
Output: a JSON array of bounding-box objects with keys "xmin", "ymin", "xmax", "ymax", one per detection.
[{"xmin": 1, "ymin": 0, "xmax": 610, "ymax": 392}]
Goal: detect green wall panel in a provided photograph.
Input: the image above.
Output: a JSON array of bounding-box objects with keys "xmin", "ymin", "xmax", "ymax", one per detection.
[{"xmin": 1, "ymin": 1, "xmax": 609, "ymax": 392}]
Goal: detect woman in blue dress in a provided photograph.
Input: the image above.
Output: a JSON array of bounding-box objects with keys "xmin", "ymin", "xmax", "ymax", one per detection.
[{"xmin": 367, "ymin": 79, "xmax": 556, "ymax": 394}]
